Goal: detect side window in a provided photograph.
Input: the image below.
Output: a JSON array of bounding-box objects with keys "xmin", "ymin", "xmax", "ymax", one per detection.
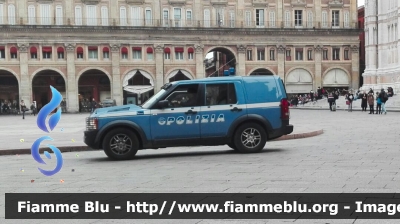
[
  {"xmin": 205, "ymin": 83, "xmax": 237, "ymax": 106},
  {"xmin": 163, "ymin": 84, "xmax": 199, "ymax": 108}
]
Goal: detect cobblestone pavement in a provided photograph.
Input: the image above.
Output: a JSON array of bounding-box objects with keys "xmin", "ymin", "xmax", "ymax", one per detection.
[{"xmin": 1, "ymin": 109, "xmax": 399, "ymax": 224}]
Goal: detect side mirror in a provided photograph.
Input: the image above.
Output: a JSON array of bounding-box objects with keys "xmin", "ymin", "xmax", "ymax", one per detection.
[{"xmin": 158, "ymin": 100, "xmax": 169, "ymax": 109}]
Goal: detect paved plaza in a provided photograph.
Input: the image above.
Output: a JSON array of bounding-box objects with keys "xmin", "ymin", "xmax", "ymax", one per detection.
[{"xmin": 0, "ymin": 109, "xmax": 399, "ymax": 223}]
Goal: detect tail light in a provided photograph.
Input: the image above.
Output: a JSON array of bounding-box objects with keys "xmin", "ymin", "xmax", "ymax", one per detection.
[
  {"xmin": 280, "ymin": 98, "xmax": 290, "ymax": 120},
  {"xmin": 86, "ymin": 117, "xmax": 98, "ymax": 130}
]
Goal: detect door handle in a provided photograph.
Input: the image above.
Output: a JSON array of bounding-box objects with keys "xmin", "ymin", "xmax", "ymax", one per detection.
[
  {"xmin": 230, "ymin": 107, "xmax": 242, "ymax": 112},
  {"xmin": 185, "ymin": 110, "xmax": 197, "ymax": 114}
]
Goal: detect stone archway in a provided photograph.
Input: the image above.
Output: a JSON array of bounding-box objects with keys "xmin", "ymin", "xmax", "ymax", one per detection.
[
  {"xmin": 0, "ymin": 69, "xmax": 19, "ymax": 113},
  {"xmin": 167, "ymin": 69, "xmax": 194, "ymax": 82},
  {"xmin": 249, "ymin": 68, "xmax": 275, "ymax": 76},
  {"xmin": 205, "ymin": 46, "xmax": 237, "ymax": 77},
  {"xmin": 78, "ymin": 69, "xmax": 111, "ymax": 112},
  {"xmin": 323, "ymin": 68, "xmax": 350, "ymax": 89},
  {"xmin": 32, "ymin": 69, "xmax": 66, "ymax": 111},
  {"xmin": 285, "ymin": 68, "xmax": 313, "ymax": 94},
  {"xmin": 122, "ymin": 69, "xmax": 155, "ymax": 105}
]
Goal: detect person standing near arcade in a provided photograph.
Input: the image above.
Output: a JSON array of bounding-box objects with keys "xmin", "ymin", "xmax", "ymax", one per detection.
[{"xmin": 20, "ymin": 100, "xmax": 26, "ymax": 119}]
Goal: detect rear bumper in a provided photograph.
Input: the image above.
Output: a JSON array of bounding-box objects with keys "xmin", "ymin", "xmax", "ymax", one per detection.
[
  {"xmin": 268, "ymin": 120, "xmax": 294, "ymax": 140},
  {"xmin": 84, "ymin": 130, "xmax": 101, "ymax": 149}
]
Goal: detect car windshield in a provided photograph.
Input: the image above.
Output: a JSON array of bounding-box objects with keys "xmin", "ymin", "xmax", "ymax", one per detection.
[{"xmin": 141, "ymin": 89, "xmax": 166, "ymax": 109}]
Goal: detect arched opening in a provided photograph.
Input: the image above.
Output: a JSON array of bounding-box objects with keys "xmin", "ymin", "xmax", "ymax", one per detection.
[
  {"xmin": 323, "ymin": 68, "xmax": 350, "ymax": 93},
  {"xmin": 122, "ymin": 70, "xmax": 155, "ymax": 105},
  {"xmin": 78, "ymin": 69, "xmax": 111, "ymax": 112},
  {"xmin": 0, "ymin": 70, "xmax": 19, "ymax": 114},
  {"xmin": 168, "ymin": 69, "xmax": 192, "ymax": 82},
  {"xmin": 285, "ymin": 69, "xmax": 313, "ymax": 95},
  {"xmin": 249, "ymin": 68, "xmax": 274, "ymax": 76},
  {"xmin": 32, "ymin": 70, "xmax": 66, "ymax": 111},
  {"xmin": 204, "ymin": 47, "xmax": 236, "ymax": 77}
]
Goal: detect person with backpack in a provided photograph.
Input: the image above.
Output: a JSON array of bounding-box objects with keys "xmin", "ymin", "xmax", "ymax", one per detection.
[{"xmin": 379, "ymin": 88, "xmax": 388, "ymax": 114}]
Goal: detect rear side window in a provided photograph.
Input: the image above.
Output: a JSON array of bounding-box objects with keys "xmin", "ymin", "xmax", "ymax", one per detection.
[
  {"xmin": 205, "ymin": 83, "xmax": 237, "ymax": 106},
  {"xmin": 243, "ymin": 78, "xmax": 281, "ymax": 103}
]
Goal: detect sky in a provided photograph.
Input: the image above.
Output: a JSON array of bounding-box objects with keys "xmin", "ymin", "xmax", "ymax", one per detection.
[{"xmin": 358, "ymin": 0, "xmax": 365, "ymax": 7}]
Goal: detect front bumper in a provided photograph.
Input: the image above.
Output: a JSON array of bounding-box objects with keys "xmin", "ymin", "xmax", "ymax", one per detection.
[{"xmin": 84, "ymin": 130, "xmax": 100, "ymax": 149}]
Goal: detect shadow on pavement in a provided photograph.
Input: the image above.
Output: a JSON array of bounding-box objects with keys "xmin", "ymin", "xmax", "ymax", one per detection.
[{"xmin": 88, "ymin": 148, "xmax": 285, "ymax": 162}]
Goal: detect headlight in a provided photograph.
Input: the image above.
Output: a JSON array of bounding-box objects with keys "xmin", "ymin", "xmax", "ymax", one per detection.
[{"xmin": 86, "ymin": 117, "xmax": 98, "ymax": 130}]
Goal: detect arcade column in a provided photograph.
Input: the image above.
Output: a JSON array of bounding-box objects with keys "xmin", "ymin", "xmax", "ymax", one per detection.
[
  {"xmin": 65, "ymin": 43, "xmax": 79, "ymax": 113},
  {"xmin": 277, "ymin": 45, "xmax": 285, "ymax": 81},
  {"xmin": 17, "ymin": 43, "xmax": 31, "ymax": 106},
  {"xmin": 237, "ymin": 44, "xmax": 246, "ymax": 76},
  {"xmin": 154, "ymin": 44, "xmax": 164, "ymax": 91},
  {"xmin": 314, "ymin": 45, "xmax": 323, "ymax": 89},
  {"xmin": 110, "ymin": 43, "xmax": 123, "ymax": 106},
  {"xmin": 351, "ymin": 45, "xmax": 360, "ymax": 90},
  {"xmin": 195, "ymin": 44, "xmax": 205, "ymax": 79}
]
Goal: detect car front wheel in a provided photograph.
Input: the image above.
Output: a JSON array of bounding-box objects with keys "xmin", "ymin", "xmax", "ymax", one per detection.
[
  {"xmin": 103, "ymin": 128, "xmax": 139, "ymax": 160},
  {"xmin": 233, "ymin": 123, "xmax": 267, "ymax": 153}
]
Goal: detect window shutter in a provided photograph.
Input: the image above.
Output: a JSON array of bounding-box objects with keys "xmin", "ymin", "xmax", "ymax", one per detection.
[
  {"xmin": 259, "ymin": 9, "xmax": 264, "ymax": 26},
  {"xmin": 56, "ymin": 6, "xmax": 63, "ymax": 25},
  {"xmin": 131, "ymin": 7, "xmax": 142, "ymax": 26},
  {"xmin": 322, "ymin": 11, "xmax": 327, "ymax": 27},
  {"xmin": 41, "ymin": 5, "xmax": 51, "ymax": 25},
  {"xmin": 285, "ymin": 11, "xmax": 290, "ymax": 27},
  {"xmin": 120, "ymin": 7, "xmax": 127, "ymax": 26},
  {"xmin": 75, "ymin": 6, "xmax": 82, "ymax": 25},
  {"xmin": 8, "ymin": 4, "xmax": 15, "ymax": 25},
  {"xmin": 0, "ymin": 4, "xmax": 3, "ymax": 24},
  {"xmin": 307, "ymin": 11, "xmax": 313, "ymax": 28},
  {"xmin": 269, "ymin": 11, "xmax": 275, "ymax": 27},
  {"xmin": 101, "ymin": 6, "xmax": 108, "ymax": 26},
  {"xmin": 204, "ymin": 9, "xmax": 210, "ymax": 27},
  {"xmin": 28, "ymin": 6, "xmax": 35, "ymax": 25},
  {"xmin": 344, "ymin": 11, "xmax": 349, "ymax": 28},
  {"xmin": 86, "ymin": 5, "xmax": 97, "ymax": 26}
]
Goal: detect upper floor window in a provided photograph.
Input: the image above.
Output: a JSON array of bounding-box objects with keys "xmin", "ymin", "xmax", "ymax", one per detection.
[
  {"xmin": 8, "ymin": 4, "xmax": 16, "ymax": 25},
  {"xmin": 269, "ymin": 49, "xmax": 275, "ymax": 61},
  {"xmin": 188, "ymin": 48, "xmax": 194, "ymax": 60},
  {"xmin": 132, "ymin": 47, "xmax": 142, "ymax": 59},
  {"xmin": 307, "ymin": 11, "xmax": 313, "ymax": 28},
  {"xmin": 0, "ymin": 46, "xmax": 5, "ymax": 59},
  {"xmin": 323, "ymin": 49, "xmax": 328, "ymax": 60},
  {"xmin": 257, "ymin": 48, "xmax": 265, "ymax": 60},
  {"xmin": 57, "ymin": 47, "xmax": 64, "ymax": 59},
  {"xmin": 147, "ymin": 47, "xmax": 153, "ymax": 60},
  {"xmin": 344, "ymin": 49, "xmax": 349, "ymax": 60},
  {"xmin": 307, "ymin": 49, "xmax": 313, "ymax": 60},
  {"xmin": 256, "ymin": 9, "xmax": 264, "ymax": 27},
  {"xmin": 120, "ymin": 6, "xmax": 127, "ymax": 26},
  {"xmin": 102, "ymin": 47, "xmax": 109, "ymax": 59},
  {"xmin": 56, "ymin": 6, "xmax": 63, "ymax": 25},
  {"xmin": 175, "ymin": 47, "xmax": 184, "ymax": 60},
  {"xmin": 216, "ymin": 8, "xmax": 224, "ymax": 26},
  {"xmin": 204, "ymin": 9, "xmax": 210, "ymax": 27},
  {"xmin": 247, "ymin": 49, "xmax": 252, "ymax": 61},
  {"xmin": 163, "ymin": 9, "xmax": 169, "ymax": 27},
  {"xmin": 294, "ymin": 10, "xmax": 302, "ymax": 27},
  {"xmin": 40, "ymin": 4, "xmax": 51, "ymax": 25},
  {"xmin": 344, "ymin": 11, "xmax": 349, "ymax": 28},
  {"xmin": 174, "ymin": 8, "xmax": 182, "ymax": 27},
  {"xmin": 28, "ymin": 5, "xmax": 36, "ymax": 25},
  {"xmin": 88, "ymin": 46, "xmax": 98, "ymax": 59},
  {"xmin": 121, "ymin": 47, "xmax": 128, "ymax": 59},
  {"xmin": 332, "ymin": 10, "xmax": 340, "ymax": 27},
  {"xmin": 285, "ymin": 11, "xmax": 291, "ymax": 27},
  {"xmin": 245, "ymin": 11, "xmax": 251, "ymax": 27},
  {"xmin": 286, "ymin": 49, "xmax": 291, "ymax": 60},
  {"xmin": 322, "ymin": 11, "xmax": 328, "ymax": 28},
  {"xmin": 10, "ymin": 47, "xmax": 17, "ymax": 59},
  {"xmin": 30, "ymin": 47, "xmax": 37, "ymax": 59},
  {"xmin": 77, "ymin": 47, "xmax": 83, "ymax": 59},
  {"xmin": 0, "ymin": 5, "xmax": 4, "ymax": 25},
  {"xmin": 101, "ymin": 6, "xmax": 108, "ymax": 26},
  {"xmin": 75, "ymin": 6, "xmax": 82, "ymax": 25},
  {"xmin": 145, "ymin": 8, "xmax": 152, "ymax": 26},
  {"xmin": 332, "ymin": 48, "xmax": 340, "ymax": 60},
  {"xmin": 132, "ymin": 7, "xmax": 142, "ymax": 26},
  {"xmin": 86, "ymin": 5, "xmax": 97, "ymax": 26},
  {"xmin": 269, "ymin": 11, "xmax": 275, "ymax": 27},
  {"xmin": 295, "ymin": 48, "xmax": 303, "ymax": 60},
  {"xmin": 164, "ymin": 47, "xmax": 171, "ymax": 59},
  {"xmin": 42, "ymin": 47, "xmax": 52, "ymax": 59},
  {"xmin": 186, "ymin": 10, "xmax": 193, "ymax": 26}
]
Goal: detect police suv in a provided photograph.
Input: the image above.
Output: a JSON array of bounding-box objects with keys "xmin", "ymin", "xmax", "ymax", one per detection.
[{"xmin": 84, "ymin": 76, "xmax": 293, "ymax": 160}]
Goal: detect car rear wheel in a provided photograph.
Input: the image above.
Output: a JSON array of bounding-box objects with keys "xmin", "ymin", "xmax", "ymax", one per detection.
[
  {"xmin": 103, "ymin": 128, "xmax": 139, "ymax": 160},
  {"xmin": 233, "ymin": 123, "xmax": 267, "ymax": 153}
]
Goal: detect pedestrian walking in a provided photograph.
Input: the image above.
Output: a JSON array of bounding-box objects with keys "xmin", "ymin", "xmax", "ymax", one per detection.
[
  {"xmin": 20, "ymin": 100, "xmax": 26, "ymax": 119},
  {"xmin": 375, "ymin": 92, "xmax": 382, "ymax": 114},
  {"xmin": 327, "ymin": 91, "xmax": 335, "ymax": 111},
  {"xmin": 30, "ymin": 102, "xmax": 37, "ymax": 116},
  {"xmin": 379, "ymin": 88, "xmax": 388, "ymax": 114},
  {"xmin": 360, "ymin": 91, "xmax": 368, "ymax": 111},
  {"xmin": 310, "ymin": 90, "xmax": 315, "ymax": 102},
  {"xmin": 346, "ymin": 92, "xmax": 354, "ymax": 112},
  {"xmin": 367, "ymin": 92, "xmax": 374, "ymax": 114},
  {"xmin": 91, "ymin": 98, "xmax": 97, "ymax": 112}
]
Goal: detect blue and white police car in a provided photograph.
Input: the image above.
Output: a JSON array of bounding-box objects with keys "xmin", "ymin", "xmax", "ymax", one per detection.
[{"xmin": 84, "ymin": 76, "xmax": 293, "ymax": 160}]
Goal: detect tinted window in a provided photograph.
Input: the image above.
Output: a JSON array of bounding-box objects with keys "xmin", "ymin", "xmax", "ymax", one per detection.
[
  {"xmin": 205, "ymin": 83, "xmax": 237, "ymax": 106},
  {"xmin": 163, "ymin": 84, "xmax": 199, "ymax": 108}
]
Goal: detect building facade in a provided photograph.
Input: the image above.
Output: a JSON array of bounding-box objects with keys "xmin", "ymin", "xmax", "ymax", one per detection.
[
  {"xmin": 363, "ymin": 0, "xmax": 400, "ymax": 92},
  {"xmin": 358, "ymin": 5, "xmax": 365, "ymax": 87},
  {"xmin": 0, "ymin": 0, "xmax": 359, "ymax": 112}
]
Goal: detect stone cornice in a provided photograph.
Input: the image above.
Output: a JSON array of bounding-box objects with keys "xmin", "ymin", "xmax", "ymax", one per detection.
[{"xmin": 81, "ymin": 0, "xmax": 100, "ymax": 4}]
